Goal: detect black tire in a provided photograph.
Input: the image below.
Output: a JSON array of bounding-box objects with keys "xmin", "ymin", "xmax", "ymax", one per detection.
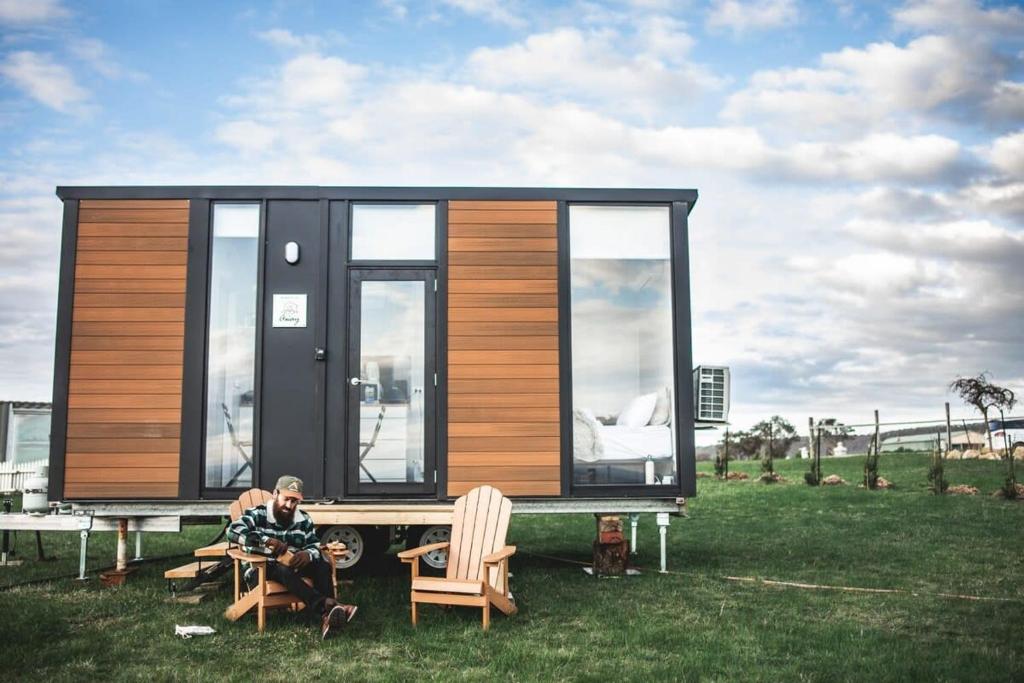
[{"xmin": 318, "ymin": 524, "xmax": 389, "ymax": 573}]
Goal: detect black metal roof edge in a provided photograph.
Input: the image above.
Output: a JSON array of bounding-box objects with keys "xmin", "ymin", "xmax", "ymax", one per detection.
[{"xmin": 56, "ymin": 185, "xmax": 698, "ymax": 211}]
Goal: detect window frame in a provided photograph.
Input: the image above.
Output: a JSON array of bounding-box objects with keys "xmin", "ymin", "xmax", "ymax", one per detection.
[{"xmin": 560, "ymin": 201, "xmax": 694, "ymax": 497}]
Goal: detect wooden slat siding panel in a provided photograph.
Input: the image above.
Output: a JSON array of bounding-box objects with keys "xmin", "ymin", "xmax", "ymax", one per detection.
[
  {"xmin": 448, "ymin": 308, "xmax": 558, "ymax": 322},
  {"xmin": 448, "ymin": 365, "xmax": 558, "ymax": 380},
  {"xmin": 67, "ymin": 438, "xmax": 179, "ymax": 453},
  {"xmin": 449, "ymin": 266, "xmax": 555, "ymax": 280},
  {"xmin": 76, "ymin": 279, "xmax": 187, "ymax": 293},
  {"xmin": 67, "ymin": 199, "xmax": 187, "ymax": 499},
  {"xmin": 73, "ymin": 322, "xmax": 184, "ymax": 337},
  {"xmin": 448, "ymin": 201, "xmax": 560, "ymax": 497},
  {"xmin": 76, "ymin": 265, "xmax": 187, "ymax": 279},
  {"xmin": 449, "ymin": 466, "xmax": 560, "ymax": 482},
  {"xmin": 68, "ymin": 379, "xmax": 182, "ymax": 394},
  {"xmin": 448, "ymin": 279, "xmax": 556, "ymax": 294},
  {"xmin": 449, "ymin": 294, "xmax": 555, "ymax": 308},
  {"xmin": 449, "ymin": 452, "xmax": 560, "ymax": 466},
  {"xmin": 66, "ymin": 453, "xmax": 178, "ymax": 468},
  {"xmin": 448, "ymin": 238, "xmax": 556, "ymax": 252},
  {"xmin": 67, "ymin": 423, "xmax": 180, "ymax": 438},
  {"xmin": 449, "ymin": 423, "xmax": 559, "ymax": 437},
  {"xmin": 80, "ymin": 199, "xmax": 190, "ymax": 210},
  {"xmin": 448, "ymin": 407, "xmax": 558, "ymax": 422},
  {"xmin": 448, "ymin": 321, "xmax": 558, "ymax": 336},
  {"xmin": 72, "ymin": 336, "xmax": 184, "ymax": 351},
  {"xmin": 449, "ymin": 252, "xmax": 558, "ymax": 266},
  {"xmin": 76, "ymin": 251, "xmax": 187, "ymax": 265},
  {"xmin": 74, "ymin": 293, "xmax": 186, "ymax": 308},
  {"xmin": 68, "ymin": 409, "xmax": 182, "ymax": 424},
  {"xmin": 450, "ymin": 378, "xmax": 558, "ymax": 393},
  {"xmin": 448, "ymin": 210, "xmax": 555, "ymax": 224},
  {"xmin": 65, "ymin": 467, "xmax": 179, "ymax": 483},
  {"xmin": 71, "ymin": 350, "xmax": 183, "ymax": 365},
  {"xmin": 449, "ymin": 224, "xmax": 555, "ymax": 238},
  {"xmin": 448, "ymin": 393, "xmax": 559, "ymax": 408},
  {"xmin": 69, "ymin": 394, "xmax": 182, "ymax": 408},
  {"xmin": 78, "ymin": 223, "xmax": 189, "ymax": 238},
  {"xmin": 65, "ymin": 482, "xmax": 178, "ymax": 497},
  {"xmin": 78, "ymin": 208, "xmax": 190, "ymax": 223},
  {"xmin": 448, "ymin": 481, "xmax": 560, "ymax": 496}
]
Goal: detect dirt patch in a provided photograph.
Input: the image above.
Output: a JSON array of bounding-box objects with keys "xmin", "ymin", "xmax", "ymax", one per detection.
[
  {"xmin": 726, "ymin": 471, "xmax": 750, "ymax": 480},
  {"xmin": 991, "ymin": 483, "xmax": 1024, "ymax": 500},
  {"xmin": 821, "ymin": 474, "xmax": 846, "ymax": 486},
  {"xmin": 758, "ymin": 473, "xmax": 788, "ymax": 484},
  {"xmin": 961, "ymin": 449, "xmax": 979, "ymax": 460},
  {"xmin": 697, "ymin": 472, "xmax": 710, "ymax": 478},
  {"xmin": 1013, "ymin": 446, "xmax": 1024, "ymax": 461},
  {"xmin": 946, "ymin": 484, "xmax": 979, "ymax": 495}
]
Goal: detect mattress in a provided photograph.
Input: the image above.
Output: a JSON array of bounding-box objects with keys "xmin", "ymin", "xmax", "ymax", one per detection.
[{"xmin": 593, "ymin": 425, "xmax": 674, "ymax": 461}]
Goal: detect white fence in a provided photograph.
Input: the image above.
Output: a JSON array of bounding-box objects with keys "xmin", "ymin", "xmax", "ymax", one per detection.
[{"xmin": 0, "ymin": 459, "xmax": 46, "ymax": 494}]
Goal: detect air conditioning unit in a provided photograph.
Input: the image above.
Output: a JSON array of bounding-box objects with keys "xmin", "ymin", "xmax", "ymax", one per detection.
[{"xmin": 693, "ymin": 365, "xmax": 730, "ymax": 423}]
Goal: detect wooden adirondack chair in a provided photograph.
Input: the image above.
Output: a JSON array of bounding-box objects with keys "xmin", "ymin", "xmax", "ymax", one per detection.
[
  {"xmin": 396, "ymin": 485, "xmax": 517, "ymax": 630},
  {"xmin": 223, "ymin": 488, "xmax": 346, "ymax": 633}
]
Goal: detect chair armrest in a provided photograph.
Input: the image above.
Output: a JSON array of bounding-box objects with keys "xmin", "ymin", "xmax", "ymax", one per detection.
[
  {"xmin": 226, "ymin": 548, "xmax": 269, "ymax": 563},
  {"xmin": 482, "ymin": 545, "xmax": 516, "ymax": 565},
  {"xmin": 396, "ymin": 542, "xmax": 449, "ymax": 561}
]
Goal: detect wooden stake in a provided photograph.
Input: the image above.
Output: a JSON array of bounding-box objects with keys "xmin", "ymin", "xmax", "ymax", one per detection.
[{"xmin": 945, "ymin": 402, "xmax": 953, "ymax": 457}]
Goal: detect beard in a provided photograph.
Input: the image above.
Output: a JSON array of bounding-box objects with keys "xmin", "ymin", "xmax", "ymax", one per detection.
[{"xmin": 272, "ymin": 499, "xmax": 296, "ymax": 526}]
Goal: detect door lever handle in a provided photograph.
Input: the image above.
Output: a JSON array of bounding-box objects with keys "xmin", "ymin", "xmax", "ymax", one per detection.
[
  {"xmin": 314, "ymin": 347, "xmax": 326, "ymax": 361},
  {"xmin": 350, "ymin": 377, "xmax": 366, "ymax": 386}
]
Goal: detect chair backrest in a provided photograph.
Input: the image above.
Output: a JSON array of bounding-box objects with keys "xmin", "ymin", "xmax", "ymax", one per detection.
[
  {"xmin": 229, "ymin": 488, "xmax": 273, "ymax": 522},
  {"xmin": 446, "ymin": 485, "xmax": 512, "ymax": 587}
]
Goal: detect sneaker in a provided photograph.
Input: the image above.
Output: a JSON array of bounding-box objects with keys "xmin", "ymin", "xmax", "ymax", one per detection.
[
  {"xmin": 321, "ymin": 605, "xmax": 346, "ymax": 640},
  {"xmin": 340, "ymin": 604, "xmax": 358, "ymax": 623}
]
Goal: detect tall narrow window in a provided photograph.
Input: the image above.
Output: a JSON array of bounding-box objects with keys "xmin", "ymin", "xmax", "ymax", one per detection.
[
  {"xmin": 6, "ymin": 407, "xmax": 50, "ymax": 465},
  {"xmin": 569, "ymin": 205, "xmax": 677, "ymax": 487},
  {"xmin": 205, "ymin": 204, "xmax": 260, "ymax": 488}
]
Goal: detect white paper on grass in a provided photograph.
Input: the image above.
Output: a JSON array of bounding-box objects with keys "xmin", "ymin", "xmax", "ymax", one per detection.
[{"xmin": 175, "ymin": 625, "xmax": 216, "ymax": 638}]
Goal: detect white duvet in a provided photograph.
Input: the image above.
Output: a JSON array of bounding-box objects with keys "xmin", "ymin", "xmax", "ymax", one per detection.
[{"xmin": 573, "ymin": 409, "xmax": 674, "ymax": 462}]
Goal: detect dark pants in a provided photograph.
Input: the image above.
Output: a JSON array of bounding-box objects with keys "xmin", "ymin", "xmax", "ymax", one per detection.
[{"xmin": 249, "ymin": 557, "xmax": 335, "ymax": 617}]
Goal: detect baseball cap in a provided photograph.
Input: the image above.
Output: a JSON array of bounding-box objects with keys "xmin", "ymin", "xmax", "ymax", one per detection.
[{"xmin": 275, "ymin": 475, "xmax": 304, "ymax": 500}]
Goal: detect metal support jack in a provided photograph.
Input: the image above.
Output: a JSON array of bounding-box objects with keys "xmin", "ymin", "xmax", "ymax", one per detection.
[
  {"xmin": 628, "ymin": 513, "xmax": 639, "ymax": 555},
  {"xmin": 133, "ymin": 529, "xmax": 143, "ymax": 562},
  {"xmin": 656, "ymin": 512, "xmax": 670, "ymax": 574},
  {"xmin": 76, "ymin": 515, "xmax": 92, "ymax": 581}
]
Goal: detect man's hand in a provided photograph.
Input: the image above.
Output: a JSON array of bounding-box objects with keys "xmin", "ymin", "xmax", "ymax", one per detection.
[
  {"xmin": 290, "ymin": 550, "xmax": 312, "ymax": 569},
  {"xmin": 264, "ymin": 538, "xmax": 287, "ymax": 557}
]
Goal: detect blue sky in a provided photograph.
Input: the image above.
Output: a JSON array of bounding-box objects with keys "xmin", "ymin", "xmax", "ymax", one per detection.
[{"xmin": 1, "ymin": 0, "xmax": 1022, "ymax": 437}]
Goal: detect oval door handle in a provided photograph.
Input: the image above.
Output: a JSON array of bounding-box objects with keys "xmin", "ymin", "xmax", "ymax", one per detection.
[{"xmin": 350, "ymin": 377, "xmax": 365, "ymax": 386}]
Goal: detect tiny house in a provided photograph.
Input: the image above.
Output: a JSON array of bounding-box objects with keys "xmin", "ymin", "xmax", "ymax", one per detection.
[{"xmin": 48, "ymin": 187, "xmax": 700, "ymax": 562}]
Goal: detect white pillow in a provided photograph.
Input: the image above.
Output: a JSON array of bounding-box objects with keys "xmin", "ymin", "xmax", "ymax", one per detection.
[
  {"xmin": 649, "ymin": 387, "xmax": 672, "ymax": 426},
  {"xmin": 616, "ymin": 392, "xmax": 658, "ymax": 428}
]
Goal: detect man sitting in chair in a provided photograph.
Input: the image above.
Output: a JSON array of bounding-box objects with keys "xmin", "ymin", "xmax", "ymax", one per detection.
[{"xmin": 227, "ymin": 475, "xmax": 358, "ymax": 637}]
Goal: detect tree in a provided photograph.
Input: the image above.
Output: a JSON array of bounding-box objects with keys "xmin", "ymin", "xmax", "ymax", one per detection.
[
  {"xmin": 949, "ymin": 373, "xmax": 1017, "ymax": 451},
  {"xmin": 815, "ymin": 417, "xmax": 854, "ymax": 455},
  {"xmin": 749, "ymin": 416, "xmax": 799, "ymax": 461}
]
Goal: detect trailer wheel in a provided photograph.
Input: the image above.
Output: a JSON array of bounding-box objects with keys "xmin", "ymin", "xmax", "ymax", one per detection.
[
  {"xmin": 406, "ymin": 525, "xmax": 451, "ymax": 570},
  {"xmin": 319, "ymin": 525, "xmax": 367, "ymax": 570}
]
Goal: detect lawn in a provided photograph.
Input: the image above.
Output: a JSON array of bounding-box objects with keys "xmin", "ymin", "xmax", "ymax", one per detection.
[{"xmin": 2, "ymin": 453, "xmax": 1022, "ymax": 681}]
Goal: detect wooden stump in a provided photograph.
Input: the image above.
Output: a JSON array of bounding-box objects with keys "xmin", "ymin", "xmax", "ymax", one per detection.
[{"xmin": 593, "ymin": 516, "xmax": 629, "ymax": 575}]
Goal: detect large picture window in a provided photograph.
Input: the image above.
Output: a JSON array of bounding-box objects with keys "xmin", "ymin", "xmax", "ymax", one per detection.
[
  {"xmin": 569, "ymin": 205, "xmax": 677, "ymax": 486},
  {"xmin": 204, "ymin": 204, "xmax": 259, "ymax": 488}
]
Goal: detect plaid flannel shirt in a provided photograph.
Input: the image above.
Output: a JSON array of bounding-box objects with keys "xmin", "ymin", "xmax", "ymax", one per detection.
[{"xmin": 226, "ymin": 502, "xmax": 323, "ymax": 572}]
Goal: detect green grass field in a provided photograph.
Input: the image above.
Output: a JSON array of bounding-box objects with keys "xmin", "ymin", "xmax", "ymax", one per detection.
[{"xmin": 2, "ymin": 453, "xmax": 1022, "ymax": 681}]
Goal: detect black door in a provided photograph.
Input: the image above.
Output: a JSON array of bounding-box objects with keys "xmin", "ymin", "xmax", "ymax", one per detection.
[
  {"xmin": 346, "ymin": 268, "xmax": 436, "ymax": 495},
  {"xmin": 258, "ymin": 200, "xmax": 326, "ymax": 496}
]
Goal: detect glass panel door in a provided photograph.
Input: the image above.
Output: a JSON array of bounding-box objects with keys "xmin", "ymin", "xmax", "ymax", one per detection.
[{"xmin": 347, "ymin": 269, "xmax": 435, "ymax": 494}]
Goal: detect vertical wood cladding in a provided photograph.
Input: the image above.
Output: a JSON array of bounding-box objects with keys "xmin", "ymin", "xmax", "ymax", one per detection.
[
  {"xmin": 64, "ymin": 199, "xmax": 188, "ymax": 498},
  {"xmin": 447, "ymin": 201, "xmax": 560, "ymax": 496}
]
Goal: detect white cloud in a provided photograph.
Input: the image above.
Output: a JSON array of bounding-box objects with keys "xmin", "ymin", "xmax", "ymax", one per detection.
[
  {"xmin": 0, "ymin": 50, "xmax": 88, "ymax": 112},
  {"xmin": 985, "ymin": 81, "xmax": 1024, "ymax": 122},
  {"xmin": 785, "ymin": 133, "xmax": 963, "ymax": 182},
  {"xmin": 441, "ymin": 0, "xmax": 525, "ymax": 27},
  {"xmin": 464, "ymin": 26, "xmax": 718, "ymax": 118},
  {"xmin": 706, "ymin": 0, "xmax": 799, "ymax": 33},
  {"xmin": 255, "ymin": 29, "xmax": 326, "ymax": 52},
  {"xmin": 223, "ymin": 53, "xmax": 366, "ymax": 114},
  {"xmin": 984, "ymin": 130, "xmax": 1024, "ymax": 178},
  {"xmin": 215, "ymin": 120, "xmax": 279, "ymax": 154},
  {"xmin": 893, "ymin": 0, "xmax": 1024, "ymax": 38},
  {"xmin": 0, "ymin": 0, "xmax": 67, "ymax": 24},
  {"xmin": 724, "ymin": 32, "xmax": 1015, "ymax": 135},
  {"xmin": 69, "ymin": 38, "xmax": 147, "ymax": 82}
]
